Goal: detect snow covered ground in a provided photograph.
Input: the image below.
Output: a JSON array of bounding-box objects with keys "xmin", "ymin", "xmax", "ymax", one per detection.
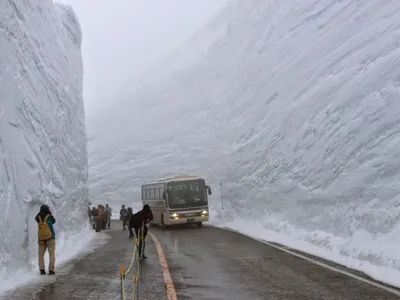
[
  {"xmin": 87, "ymin": 0, "xmax": 400, "ymax": 287},
  {"xmin": 0, "ymin": 0, "xmax": 93, "ymax": 295}
]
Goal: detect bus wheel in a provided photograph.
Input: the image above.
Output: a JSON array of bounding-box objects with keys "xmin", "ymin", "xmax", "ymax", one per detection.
[
  {"xmin": 197, "ymin": 222, "xmax": 203, "ymax": 228},
  {"xmin": 161, "ymin": 214, "xmax": 169, "ymax": 229}
]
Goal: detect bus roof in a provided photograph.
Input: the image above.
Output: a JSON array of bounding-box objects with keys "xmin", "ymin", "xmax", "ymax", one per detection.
[{"xmin": 155, "ymin": 175, "xmax": 204, "ymax": 183}]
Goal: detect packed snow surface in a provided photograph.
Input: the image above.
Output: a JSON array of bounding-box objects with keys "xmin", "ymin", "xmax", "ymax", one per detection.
[
  {"xmin": 88, "ymin": 0, "xmax": 400, "ymax": 287},
  {"xmin": 0, "ymin": 0, "xmax": 92, "ymax": 293}
]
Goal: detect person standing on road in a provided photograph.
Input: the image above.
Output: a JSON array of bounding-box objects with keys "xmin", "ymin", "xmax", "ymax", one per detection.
[
  {"xmin": 90, "ymin": 206, "xmax": 97, "ymax": 230},
  {"xmin": 119, "ymin": 205, "xmax": 128, "ymax": 230},
  {"xmin": 105, "ymin": 204, "xmax": 112, "ymax": 229},
  {"xmin": 35, "ymin": 204, "xmax": 56, "ymax": 275},
  {"xmin": 129, "ymin": 204, "xmax": 153, "ymax": 259},
  {"xmin": 127, "ymin": 207, "xmax": 134, "ymax": 238},
  {"xmin": 103, "ymin": 207, "xmax": 109, "ymax": 230},
  {"xmin": 97, "ymin": 204, "xmax": 105, "ymax": 232}
]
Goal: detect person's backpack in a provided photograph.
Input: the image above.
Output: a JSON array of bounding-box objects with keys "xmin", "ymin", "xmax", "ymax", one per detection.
[{"xmin": 38, "ymin": 215, "xmax": 52, "ymax": 241}]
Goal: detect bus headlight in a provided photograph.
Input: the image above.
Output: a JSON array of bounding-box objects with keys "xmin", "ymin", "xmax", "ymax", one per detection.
[
  {"xmin": 201, "ymin": 210, "xmax": 208, "ymax": 215},
  {"xmin": 170, "ymin": 213, "xmax": 178, "ymax": 218}
]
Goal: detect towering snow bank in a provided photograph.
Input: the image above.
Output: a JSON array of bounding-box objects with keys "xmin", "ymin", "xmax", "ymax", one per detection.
[
  {"xmin": 86, "ymin": 2, "xmax": 230, "ymax": 204},
  {"xmin": 89, "ymin": 0, "xmax": 400, "ymax": 286},
  {"xmin": 0, "ymin": 0, "xmax": 89, "ymax": 287}
]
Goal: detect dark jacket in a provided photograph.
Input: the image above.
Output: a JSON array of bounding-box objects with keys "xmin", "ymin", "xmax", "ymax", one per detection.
[
  {"xmin": 127, "ymin": 207, "xmax": 133, "ymax": 226},
  {"xmin": 104, "ymin": 209, "xmax": 109, "ymax": 220},
  {"xmin": 120, "ymin": 208, "xmax": 128, "ymax": 221},
  {"xmin": 129, "ymin": 209, "xmax": 153, "ymax": 229},
  {"xmin": 91, "ymin": 207, "xmax": 97, "ymax": 216},
  {"xmin": 35, "ymin": 204, "xmax": 56, "ymax": 239},
  {"xmin": 97, "ymin": 205, "xmax": 105, "ymax": 219}
]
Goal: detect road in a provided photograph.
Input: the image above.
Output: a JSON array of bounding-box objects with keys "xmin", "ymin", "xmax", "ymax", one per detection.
[
  {"xmin": 152, "ymin": 225, "xmax": 400, "ymax": 300},
  {"xmin": 4, "ymin": 220, "xmax": 400, "ymax": 299}
]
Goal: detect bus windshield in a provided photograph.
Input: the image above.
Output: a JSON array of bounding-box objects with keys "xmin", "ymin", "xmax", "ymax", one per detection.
[{"xmin": 167, "ymin": 180, "xmax": 208, "ymax": 209}]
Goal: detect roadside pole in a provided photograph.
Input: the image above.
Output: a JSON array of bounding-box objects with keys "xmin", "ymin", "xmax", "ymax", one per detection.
[{"xmin": 220, "ymin": 181, "xmax": 224, "ymax": 210}]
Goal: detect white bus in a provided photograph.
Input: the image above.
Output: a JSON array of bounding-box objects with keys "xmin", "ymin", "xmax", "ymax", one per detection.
[{"xmin": 141, "ymin": 175, "xmax": 212, "ymax": 228}]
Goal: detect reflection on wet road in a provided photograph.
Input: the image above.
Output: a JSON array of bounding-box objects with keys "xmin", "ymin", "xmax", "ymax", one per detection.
[{"xmin": 153, "ymin": 224, "xmax": 400, "ymax": 300}]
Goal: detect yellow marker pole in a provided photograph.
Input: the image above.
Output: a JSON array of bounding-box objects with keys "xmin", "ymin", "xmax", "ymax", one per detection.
[
  {"xmin": 136, "ymin": 237, "xmax": 141, "ymax": 299},
  {"xmin": 120, "ymin": 266, "xmax": 126, "ymax": 300},
  {"xmin": 120, "ymin": 266, "xmax": 125, "ymax": 279},
  {"xmin": 132, "ymin": 275, "xmax": 136, "ymax": 300}
]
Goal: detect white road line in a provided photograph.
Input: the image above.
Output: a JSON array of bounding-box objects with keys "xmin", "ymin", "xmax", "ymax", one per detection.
[{"xmin": 220, "ymin": 226, "xmax": 400, "ymax": 296}]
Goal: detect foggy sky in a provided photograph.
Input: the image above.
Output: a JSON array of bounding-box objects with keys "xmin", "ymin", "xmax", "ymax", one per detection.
[{"xmin": 59, "ymin": 0, "xmax": 228, "ymax": 115}]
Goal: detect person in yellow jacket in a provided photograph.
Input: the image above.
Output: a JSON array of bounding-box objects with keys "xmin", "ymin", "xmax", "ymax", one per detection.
[{"xmin": 35, "ymin": 205, "xmax": 56, "ymax": 275}]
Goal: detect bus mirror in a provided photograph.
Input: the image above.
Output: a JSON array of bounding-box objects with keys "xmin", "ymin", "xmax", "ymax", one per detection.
[
  {"xmin": 206, "ymin": 185, "xmax": 212, "ymax": 195},
  {"xmin": 162, "ymin": 191, "xmax": 166, "ymax": 200}
]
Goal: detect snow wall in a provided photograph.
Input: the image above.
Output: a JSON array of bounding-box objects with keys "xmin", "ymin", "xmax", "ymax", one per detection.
[
  {"xmin": 0, "ymin": 0, "xmax": 90, "ymax": 290},
  {"xmin": 88, "ymin": 0, "xmax": 400, "ymax": 287}
]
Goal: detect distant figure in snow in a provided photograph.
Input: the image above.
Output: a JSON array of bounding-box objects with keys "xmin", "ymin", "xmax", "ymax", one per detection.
[
  {"xmin": 90, "ymin": 206, "xmax": 97, "ymax": 230},
  {"xmin": 35, "ymin": 204, "xmax": 56, "ymax": 275},
  {"xmin": 129, "ymin": 204, "xmax": 153, "ymax": 259},
  {"xmin": 120, "ymin": 205, "xmax": 128, "ymax": 230},
  {"xmin": 127, "ymin": 207, "xmax": 134, "ymax": 238},
  {"xmin": 105, "ymin": 204, "xmax": 112, "ymax": 229},
  {"xmin": 103, "ymin": 208, "xmax": 109, "ymax": 230},
  {"xmin": 91, "ymin": 206, "xmax": 97, "ymax": 216},
  {"xmin": 97, "ymin": 204, "xmax": 105, "ymax": 232}
]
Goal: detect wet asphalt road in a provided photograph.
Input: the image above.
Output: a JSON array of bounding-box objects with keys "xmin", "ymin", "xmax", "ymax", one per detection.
[
  {"xmin": 152, "ymin": 224, "xmax": 400, "ymax": 300},
  {"xmin": 4, "ymin": 220, "xmax": 166, "ymax": 300},
  {"xmin": 5, "ymin": 220, "xmax": 400, "ymax": 300}
]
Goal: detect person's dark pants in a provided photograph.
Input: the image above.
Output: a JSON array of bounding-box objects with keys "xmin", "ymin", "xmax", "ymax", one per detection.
[
  {"xmin": 95, "ymin": 218, "xmax": 102, "ymax": 232},
  {"xmin": 134, "ymin": 226, "xmax": 148, "ymax": 257},
  {"xmin": 128, "ymin": 226, "xmax": 134, "ymax": 238},
  {"xmin": 107, "ymin": 216, "xmax": 111, "ymax": 229},
  {"xmin": 122, "ymin": 220, "xmax": 127, "ymax": 230}
]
